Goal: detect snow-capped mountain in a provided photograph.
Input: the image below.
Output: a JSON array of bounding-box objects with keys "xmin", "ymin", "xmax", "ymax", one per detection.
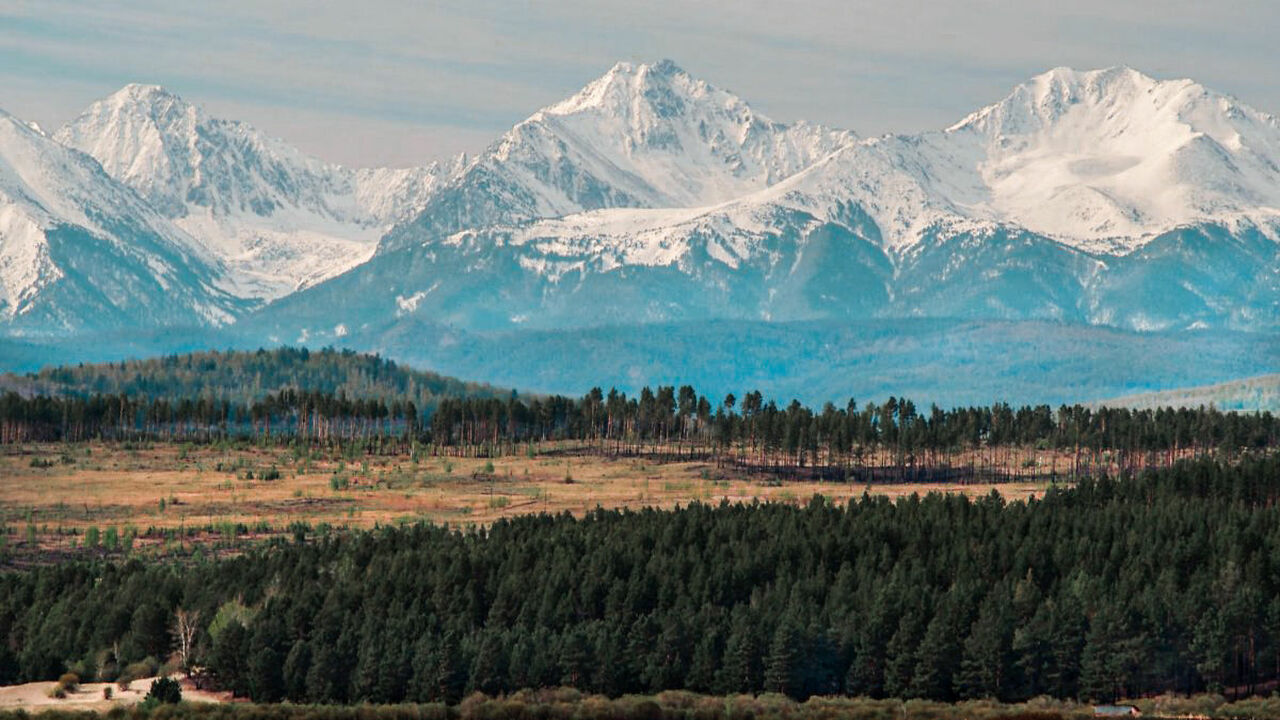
[
  {"xmin": 0, "ymin": 107, "xmax": 242, "ymax": 336},
  {"xmin": 55, "ymin": 84, "xmax": 456, "ymax": 300},
  {"xmin": 261, "ymin": 65, "xmax": 1280, "ymax": 342},
  {"xmin": 378, "ymin": 60, "xmax": 854, "ymax": 252},
  {"xmin": 952, "ymin": 67, "xmax": 1280, "ymax": 250},
  {"xmin": 5, "ymin": 61, "xmax": 1280, "ymax": 346},
  {"xmin": 751, "ymin": 65, "xmax": 1280, "ymax": 255}
]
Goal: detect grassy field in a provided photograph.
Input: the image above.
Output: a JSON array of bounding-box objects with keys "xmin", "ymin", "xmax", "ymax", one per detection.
[{"xmin": 1, "ymin": 441, "xmax": 1063, "ymax": 556}]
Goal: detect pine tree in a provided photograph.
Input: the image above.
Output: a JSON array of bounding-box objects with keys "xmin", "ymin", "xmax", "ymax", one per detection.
[
  {"xmin": 884, "ymin": 609, "xmax": 925, "ymax": 698},
  {"xmin": 409, "ymin": 631, "xmax": 465, "ymax": 704},
  {"xmin": 955, "ymin": 589, "xmax": 1015, "ymax": 699},
  {"xmin": 210, "ymin": 620, "xmax": 249, "ymax": 698},
  {"xmin": 911, "ymin": 594, "xmax": 969, "ymax": 701},
  {"xmin": 557, "ymin": 627, "xmax": 593, "ymax": 688},
  {"xmin": 687, "ymin": 624, "xmax": 723, "ymax": 693},
  {"xmin": 468, "ymin": 630, "xmax": 508, "ymax": 696},
  {"xmin": 717, "ymin": 609, "xmax": 761, "ymax": 694},
  {"xmin": 764, "ymin": 619, "xmax": 800, "ymax": 697},
  {"xmin": 282, "ymin": 640, "xmax": 311, "ymax": 703}
]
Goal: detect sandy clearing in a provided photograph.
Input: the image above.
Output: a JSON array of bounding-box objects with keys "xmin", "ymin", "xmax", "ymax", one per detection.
[{"xmin": 0, "ymin": 675, "xmax": 231, "ymax": 712}]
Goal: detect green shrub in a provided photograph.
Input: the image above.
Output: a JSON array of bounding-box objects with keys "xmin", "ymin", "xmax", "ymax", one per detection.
[{"xmin": 145, "ymin": 676, "xmax": 182, "ymax": 705}]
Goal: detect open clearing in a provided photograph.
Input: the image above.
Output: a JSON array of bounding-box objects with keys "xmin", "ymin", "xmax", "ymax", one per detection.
[
  {"xmin": 0, "ymin": 675, "xmax": 228, "ymax": 712},
  {"xmin": 2, "ymin": 442, "xmax": 1061, "ymax": 553}
]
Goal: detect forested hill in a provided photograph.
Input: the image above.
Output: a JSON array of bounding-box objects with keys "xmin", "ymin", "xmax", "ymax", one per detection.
[{"xmin": 0, "ymin": 347, "xmax": 509, "ymax": 410}]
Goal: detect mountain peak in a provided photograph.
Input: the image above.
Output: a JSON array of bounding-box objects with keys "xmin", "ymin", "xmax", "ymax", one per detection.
[
  {"xmin": 950, "ymin": 66, "xmax": 1216, "ymax": 134},
  {"xmin": 1032, "ymin": 65, "xmax": 1149, "ymax": 85},
  {"xmin": 601, "ymin": 58, "xmax": 688, "ymax": 78},
  {"xmin": 919, "ymin": 65, "xmax": 1280, "ymax": 249},
  {"xmin": 378, "ymin": 58, "xmax": 853, "ymax": 249},
  {"xmin": 543, "ymin": 59, "xmax": 708, "ymax": 118},
  {"xmin": 111, "ymin": 83, "xmax": 180, "ymax": 101},
  {"xmin": 649, "ymin": 58, "xmax": 686, "ymax": 76},
  {"xmin": 98, "ymin": 84, "xmax": 192, "ymax": 119}
]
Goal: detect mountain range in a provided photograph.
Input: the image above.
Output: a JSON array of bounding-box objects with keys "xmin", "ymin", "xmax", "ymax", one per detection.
[{"xmin": 3, "ymin": 60, "xmax": 1280, "ymax": 403}]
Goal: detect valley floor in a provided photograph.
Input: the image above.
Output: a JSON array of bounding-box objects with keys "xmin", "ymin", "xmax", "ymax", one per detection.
[{"xmin": 1, "ymin": 441, "xmax": 1059, "ymax": 559}]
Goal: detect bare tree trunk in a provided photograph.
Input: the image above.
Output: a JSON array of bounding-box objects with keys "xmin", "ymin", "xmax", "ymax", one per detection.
[{"xmin": 172, "ymin": 607, "xmax": 201, "ymax": 677}]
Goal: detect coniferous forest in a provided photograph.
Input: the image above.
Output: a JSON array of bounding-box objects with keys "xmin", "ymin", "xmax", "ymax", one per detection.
[
  {"xmin": 5, "ymin": 457, "xmax": 1280, "ymax": 707},
  {"xmin": 6, "ymin": 350, "xmax": 1280, "ymax": 717},
  {"xmin": 3, "ymin": 349, "xmax": 1279, "ymax": 480}
]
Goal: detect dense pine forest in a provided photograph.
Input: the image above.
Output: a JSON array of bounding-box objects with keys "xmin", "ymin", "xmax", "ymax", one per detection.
[{"xmin": 4, "ymin": 457, "xmax": 1280, "ymax": 705}]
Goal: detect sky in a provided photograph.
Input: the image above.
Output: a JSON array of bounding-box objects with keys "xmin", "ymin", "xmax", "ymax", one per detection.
[{"xmin": 2, "ymin": 0, "xmax": 1278, "ymax": 168}]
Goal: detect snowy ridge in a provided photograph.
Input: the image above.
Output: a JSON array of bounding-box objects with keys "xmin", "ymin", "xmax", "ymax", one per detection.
[
  {"xmin": 379, "ymin": 60, "xmax": 854, "ymax": 251},
  {"xmin": 459, "ymin": 65, "xmax": 1280, "ymax": 261},
  {"xmin": 671, "ymin": 66, "xmax": 1280, "ymax": 256},
  {"xmin": 0, "ymin": 108, "xmax": 240, "ymax": 333},
  {"xmin": 948, "ymin": 67, "xmax": 1280, "ymax": 251},
  {"xmin": 55, "ymin": 84, "xmax": 456, "ymax": 299},
  {"xmin": 531, "ymin": 59, "xmax": 854, "ymax": 206}
]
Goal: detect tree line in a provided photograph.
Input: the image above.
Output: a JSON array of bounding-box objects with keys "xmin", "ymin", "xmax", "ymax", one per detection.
[
  {"xmin": 432, "ymin": 390, "xmax": 1279, "ymax": 477},
  {"xmin": 0, "ymin": 389, "xmax": 418, "ymax": 444},
  {"xmin": 5, "ymin": 381, "xmax": 1279, "ymax": 479},
  {"xmin": 6, "ymin": 456, "xmax": 1280, "ymax": 704}
]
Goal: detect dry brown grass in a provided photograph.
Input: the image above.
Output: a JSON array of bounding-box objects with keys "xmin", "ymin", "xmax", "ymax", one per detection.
[{"xmin": 1, "ymin": 442, "xmax": 1062, "ymax": 552}]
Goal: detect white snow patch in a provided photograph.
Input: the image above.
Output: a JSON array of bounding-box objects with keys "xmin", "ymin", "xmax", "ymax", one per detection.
[{"xmin": 395, "ymin": 282, "xmax": 439, "ymax": 316}]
